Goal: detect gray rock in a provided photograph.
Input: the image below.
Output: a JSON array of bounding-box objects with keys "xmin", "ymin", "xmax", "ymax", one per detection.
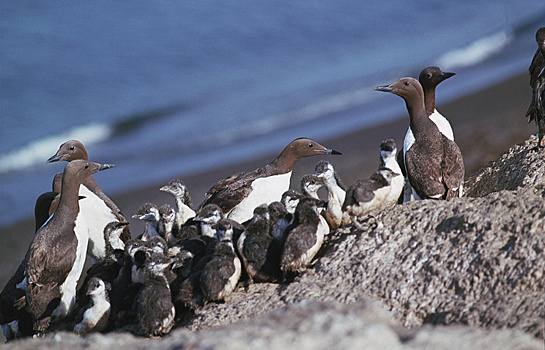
[{"xmin": 3, "ymin": 136, "xmax": 544, "ymax": 349}]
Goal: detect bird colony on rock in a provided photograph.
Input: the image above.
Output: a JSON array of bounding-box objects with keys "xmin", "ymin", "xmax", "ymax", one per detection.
[{"xmin": 3, "ymin": 28, "xmax": 545, "ymax": 340}]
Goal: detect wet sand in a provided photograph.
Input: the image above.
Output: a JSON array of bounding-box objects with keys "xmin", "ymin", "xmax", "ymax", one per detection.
[{"xmin": 0, "ymin": 73, "xmax": 536, "ymax": 292}]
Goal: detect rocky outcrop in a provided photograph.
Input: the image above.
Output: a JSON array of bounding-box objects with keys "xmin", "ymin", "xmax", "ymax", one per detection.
[{"xmin": 4, "ymin": 136, "xmax": 544, "ymax": 349}]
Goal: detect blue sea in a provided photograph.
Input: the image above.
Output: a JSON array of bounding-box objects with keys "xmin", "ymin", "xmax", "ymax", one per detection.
[{"xmin": 1, "ymin": 1, "xmax": 544, "ymax": 228}]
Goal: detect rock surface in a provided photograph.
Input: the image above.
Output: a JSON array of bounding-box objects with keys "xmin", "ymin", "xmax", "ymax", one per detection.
[{"xmin": 4, "ymin": 136, "xmax": 544, "ymax": 349}]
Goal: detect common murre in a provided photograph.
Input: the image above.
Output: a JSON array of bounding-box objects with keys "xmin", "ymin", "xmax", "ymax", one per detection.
[
  {"xmin": 131, "ymin": 250, "xmax": 175, "ymax": 337},
  {"xmin": 342, "ymin": 141, "xmax": 403, "ymax": 227},
  {"xmin": 280, "ymin": 197, "xmax": 329, "ymax": 280},
  {"xmin": 200, "ymin": 219, "xmax": 242, "ymax": 303},
  {"xmin": 132, "ymin": 203, "xmax": 161, "ymax": 241},
  {"xmin": 47, "ymin": 140, "xmax": 130, "ymax": 261},
  {"xmin": 314, "ymin": 160, "xmax": 350, "ymax": 230},
  {"xmin": 160, "ymin": 179, "xmax": 196, "ymax": 236},
  {"xmin": 198, "ymin": 138, "xmax": 341, "ymax": 224},
  {"xmin": 399, "ymin": 67, "xmax": 456, "ymax": 202},
  {"xmin": 375, "ymin": 77, "xmax": 465, "ymax": 200},
  {"xmin": 73, "ymin": 277, "xmax": 111, "ymax": 334},
  {"xmin": 525, "ymin": 27, "xmax": 545, "ymax": 147},
  {"xmin": 25, "ymin": 160, "xmax": 114, "ymax": 333}
]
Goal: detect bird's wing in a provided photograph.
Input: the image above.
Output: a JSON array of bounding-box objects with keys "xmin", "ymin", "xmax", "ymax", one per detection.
[
  {"xmin": 405, "ymin": 147, "xmax": 445, "ymax": 199},
  {"xmin": 198, "ymin": 173, "xmax": 253, "ymax": 214},
  {"xmin": 441, "ymin": 136, "xmax": 465, "ymax": 199}
]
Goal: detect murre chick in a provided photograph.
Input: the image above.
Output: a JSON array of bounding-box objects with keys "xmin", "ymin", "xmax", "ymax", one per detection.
[
  {"xmin": 375, "ymin": 77, "xmax": 465, "ymax": 200},
  {"xmin": 398, "ymin": 67, "xmax": 456, "ymax": 201},
  {"xmin": 133, "ymin": 203, "xmax": 161, "ymax": 241},
  {"xmin": 314, "ymin": 160, "xmax": 350, "ymax": 230},
  {"xmin": 198, "ymin": 138, "xmax": 341, "ymax": 224},
  {"xmin": 281, "ymin": 190, "xmax": 304, "ymax": 223},
  {"xmin": 131, "ymin": 250, "xmax": 175, "ymax": 337},
  {"xmin": 342, "ymin": 143, "xmax": 402, "ymax": 227},
  {"xmin": 73, "ymin": 277, "xmax": 111, "ymax": 334},
  {"xmin": 200, "ymin": 219, "xmax": 242, "ymax": 303},
  {"xmin": 47, "ymin": 140, "xmax": 130, "ymax": 261},
  {"xmin": 160, "ymin": 179, "xmax": 196, "ymax": 236},
  {"xmin": 158, "ymin": 204, "xmax": 176, "ymax": 245},
  {"xmin": 25, "ymin": 160, "xmax": 114, "ymax": 333},
  {"xmin": 300, "ymin": 174, "xmax": 325, "ymax": 200},
  {"xmin": 525, "ymin": 27, "xmax": 545, "ymax": 147},
  {"xmin": 280, "ymin": 197, "xmax": 329, "ymax": 279}
]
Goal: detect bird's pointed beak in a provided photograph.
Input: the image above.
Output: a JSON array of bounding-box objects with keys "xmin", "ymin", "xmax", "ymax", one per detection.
[
  {"xmin": 441, "ymin": 72, "xmax": 456, "ymax": 81},
  {"xmin": 93, "ymin": 164, "xmax": 115, "ymax": 172},
  {"xmin": 159, "ymin": 185, "xmax": 169, "ymax": 192},
  {"xmin": 319, "ymin": 148, "xmax": 342, "ymax": 155},
  {"xmin": 47, "ymin": 154, "xmax": 66, "ymax": 163},
  {"xmin": 374, "ymin": 85, "xmax": 395, "ymax": 93}
]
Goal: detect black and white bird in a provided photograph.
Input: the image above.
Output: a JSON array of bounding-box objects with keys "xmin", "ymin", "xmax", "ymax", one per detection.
[
  {"xmin": 375, "ymin": 77, "xmax": 464, "ymax": 200},
  {"xmin": 133, "ymin": 203, "xmax": 161, "ymax": 241},
  {"xmin": 159, "ymin": 179, "xmax": 196, "ymax": 236},
  {"xmin": 198, "ymin": 138, "xmax": 341, "ymax": 223},
  {"xmin": 341, "ymin": 140, "xmax": 403, "ymax": 223},
  {"xmin": 192, "ymin": 203, "xmax": 225, "ymax": 239},
  {"xmin": 25, "ymin": 160, "xmax": 114, "ymax": 333},
  {"xmin": 158, "ymin": 204, "xmax": 176, "ymax": 245},
  {"xmin": 131, "ymin": 250, "xmax": 175, "ymax": 337},
  {"xmin": 281, "ymin": 190, "xmax": 304, "ymax": 223},
  {"xmin": 47, "ymin": 140, "xmax": 130, "ymax": 261},
  {"xmin": 73, "ymin": 277, "xmax": 111, "ymax": 334},
  {"xmin": 525, "ymin": 27, "xmax": 545, "ymax": 147},
  {"xmin": 76, "ymin": 222, "xmax": 128, "ymax": 304},
  {"xmin": 398, "ymin": 67, "xmax": 456, "ymax": 201},
  {"xmin": 238, "ymin": 205, "xmax": 280, "ymax": 283},
  {"xmin": 314, "ymin": 160, "xmax": 349, "ymax": 230},
  {"xmin": 280, "ymin": 197, "xmax": 329, "ymax": 279},
  {"xmin": 200, "ymin": 219, "xmax": 242, "ymax": 303},
  {"xmin": 300, "ymin": 174, "xmax": 325, "ymax": 200}
]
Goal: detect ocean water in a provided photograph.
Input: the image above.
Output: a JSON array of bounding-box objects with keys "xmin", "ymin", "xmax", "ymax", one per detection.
[{"xmin": 1, "ymin": 1, "xmax": 544, "ymax": 228}]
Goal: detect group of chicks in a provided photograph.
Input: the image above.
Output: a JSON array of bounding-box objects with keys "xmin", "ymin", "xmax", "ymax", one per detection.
[{"xmin": 69, "ymin": 136, "xmax": 403, "ymax": 338}]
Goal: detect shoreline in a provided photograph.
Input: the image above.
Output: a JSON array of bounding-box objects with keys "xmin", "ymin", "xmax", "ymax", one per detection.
[{"xmin": 0, "ymin": 73, "xmax": 536, "ymax": 290}]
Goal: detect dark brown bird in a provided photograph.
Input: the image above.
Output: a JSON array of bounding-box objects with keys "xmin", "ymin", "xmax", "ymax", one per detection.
[
  {"xmin": 198, "ymin": 138, "xmax": 341, "ymax": 224},
  {"xmin": 525, "ymin": 27, "xmax": 545, "ymax": 147},
  {"xmin": 375, "ymin": 78, "xmax": 464, "ymax": 200}
]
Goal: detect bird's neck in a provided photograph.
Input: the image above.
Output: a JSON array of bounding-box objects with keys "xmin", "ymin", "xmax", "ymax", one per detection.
[{"xmin": 423, "ymin": 87, "xmax": 435, "ymax": 116}]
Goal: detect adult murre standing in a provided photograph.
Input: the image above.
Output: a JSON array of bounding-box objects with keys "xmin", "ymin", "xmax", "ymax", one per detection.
[
  {"xmin": 25, "ymin": 160, "xmax": 114, "ymax": 333},
  {"xmin": 525, "ymin": 27, "xmax": 545, "ymax": 147},
  {"xmin": 47, "ymin": 140, "xmax": 130, "ymax": 261},
  {"xmin": 399, "ymin": 67, "xmax": 455, "ymax": 202},
  {"xmin": 375, "ymin": 77, "xmax": 465, "ymax": 200},
  {"xmin": 198, "ymin": 138, "xmax": 341, "ymax": 224},
  {"xmin": 0, "ymin": 191, "xmax": 65, "ymax": 341}
]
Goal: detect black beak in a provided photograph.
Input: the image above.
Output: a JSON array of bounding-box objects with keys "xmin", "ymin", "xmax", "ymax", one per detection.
[
  {"xmin": 319, "ymin": 149, "xmax": 342, "ymax": 155},
  {"xmin": 441, "ymin": 72, "xmax": 456, "ymax": 81},
  {"xmin": 93, "ymin": 164, "xmax": 115, "ymax": 172},
  {"xmin": 47, "ymin": 154, "xmax": 66, "ymax": 163},
  {"xmin": 374, "ymin": 85, "xmax": 395, "ymax": 93}
]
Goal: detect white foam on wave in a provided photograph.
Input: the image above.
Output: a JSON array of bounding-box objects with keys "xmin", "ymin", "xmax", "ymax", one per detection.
[
  {"xmin": 436, "ymin": 31, "xmax": 512, "ymax": 70},
  {"xmin": 0, "ymin": 123, "xmax": 112, "ymax": 174}
]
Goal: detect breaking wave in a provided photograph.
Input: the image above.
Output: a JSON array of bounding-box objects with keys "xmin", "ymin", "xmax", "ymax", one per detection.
[{"xmin": 0, "ymin": 123, "xmax": 112, "ymax": 174}]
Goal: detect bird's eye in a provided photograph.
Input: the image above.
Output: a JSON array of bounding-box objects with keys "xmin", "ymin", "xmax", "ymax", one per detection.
[
  {"xmin": 70, "ymin": 146, "xmax": 75, "ymax": 150},
  {"xmin": 427, "ymin": 73, "xmax": 432, "ymax": 79},
  {"xmin": 308, "ymin": 144, "xmax": 313, "ymax": 148},
  {"xmin": 85, "ymin": 165, "xmax": 89, "ymax": 169},
  {"xmin": 404, "ymin": 81, "xmax": 410, "ymax": 86}
]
